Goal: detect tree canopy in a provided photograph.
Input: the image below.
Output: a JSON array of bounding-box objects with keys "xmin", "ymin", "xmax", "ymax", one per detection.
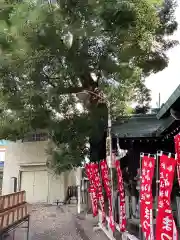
[{"xmin": 0, "ymin": 0, "xmax": 178, "ymax": 172}]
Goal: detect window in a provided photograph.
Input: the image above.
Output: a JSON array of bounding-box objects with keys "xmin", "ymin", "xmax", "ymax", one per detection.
[{"xmin": 23, "ymin": 132, "xmax": 48, "ymax": 142}]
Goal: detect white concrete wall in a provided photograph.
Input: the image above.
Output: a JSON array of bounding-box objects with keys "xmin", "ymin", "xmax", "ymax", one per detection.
[
  {"xmin": 2, "ymin": 141, "xmax": 77, "ymax": 203},
  {"xmin": 2, "ymin": 141, "xmax": 49, "ymax": 194},
  {"xmin": 2, "ymin": 142, "xmax": 20, "ymax": 194},
  {"xmin": 14, "ymin": 140, "xmax": 48, "ymax": 164}
]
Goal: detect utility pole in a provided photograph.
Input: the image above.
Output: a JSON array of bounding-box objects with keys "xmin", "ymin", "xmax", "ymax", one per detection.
[{"xmin": 158, "ymin": 92, "xmax": 161, "ymax": 109}]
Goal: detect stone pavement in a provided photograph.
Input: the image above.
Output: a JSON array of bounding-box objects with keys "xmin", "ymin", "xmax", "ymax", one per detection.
[{"xmin": 7, "ymin": 204, "xmax": 108, "ymax": 240}]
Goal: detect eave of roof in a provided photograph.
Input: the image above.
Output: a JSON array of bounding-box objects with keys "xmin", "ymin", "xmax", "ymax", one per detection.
[
  {"xmin": 112, "ymin": 85, "xmax": 180, "ymax": 138},
  {"xmin": 154, "ymin": 115, "xmax": 175, "ymax": 136},
  {"xmin": 156, "ymin": 84, "xmax": 180, "ymax": 120},
  {"xmin": 112, "ymin": 114, "xmax": 161, "ymax": 138}
]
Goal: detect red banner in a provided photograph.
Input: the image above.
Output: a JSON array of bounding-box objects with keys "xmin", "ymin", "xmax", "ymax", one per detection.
[
  {"xmin": 93, "ymin": 163, "xmax": 106, "ymax": 223},
  {"xmin": 115, "ymin": 160, "xmax": 126, "ymax": 232},
  {"xmin": 174, "ymin": 134, "xmax": 180, "ymax": 187},
  {"xmin": 85, "ymin": 163, "xmax": 98, "ymax": 216},
  {"xmin": 156, "ymin": 154, "xmax": 178, "ymax": 240},
  {"xmin": 100, "ymin": 159, "xmax": 115, "ymax": 232},
  {"xmin": 85, "ymin": 163, "xmax": 105, "ymax": 221},
  {"xmin": 88, "ymin": 185, "xmax": 98, "ymax": 216},
  {"xmin": 140, "ymin": 155, "xmax": 155, "ymax": 240}
]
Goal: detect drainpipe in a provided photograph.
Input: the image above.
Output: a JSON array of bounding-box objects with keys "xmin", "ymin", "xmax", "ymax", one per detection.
[{"xmin": 11, "ymin": 177, "xmax": 17, "ymax": 193}]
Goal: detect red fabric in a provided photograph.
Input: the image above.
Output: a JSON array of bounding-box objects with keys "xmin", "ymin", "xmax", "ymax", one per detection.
[
  {"xmin": 88, "ymin": 185, "xmax": 98, "ymax": 216},
  {"xmin": 85, "ymin": 163, "xmax": 98, "ymax": 216},
  {"xmin": 174, "ymin": 134, "xmax": 180, "ymax": 187},
  {"xmin": 156, "ymin": 154, "xmax": 178, "ymax": 240},
  {"xmin": 93, "ymin": 163, "xmax": 106, "ymax": 223},
  {"xmin": 100, "ymin": 160, "xmax": 115, "ymax": 232},
  {"xmin": 115, "ymin": 160, "xmax": 126, "ymax": 232},
  {"xmin": 85, "ymin": 163, "xmax": 106, "ymax": 221},
  {"xmin": 140, "ymin": 156, "xmax": 155, "ymax": 240}
]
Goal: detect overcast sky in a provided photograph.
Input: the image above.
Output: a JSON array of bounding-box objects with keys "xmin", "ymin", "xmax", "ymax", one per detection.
[{"xmin": 145, "ymin": 4, "xmax": 180, "ymax": 108}]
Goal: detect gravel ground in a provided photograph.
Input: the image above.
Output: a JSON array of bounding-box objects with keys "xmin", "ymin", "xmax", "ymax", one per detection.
[{"xmin": 5, "ymin": 204, "xmax": 108, "ymax": 240}]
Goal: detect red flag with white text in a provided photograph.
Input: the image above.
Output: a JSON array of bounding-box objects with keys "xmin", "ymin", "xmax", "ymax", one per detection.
[
  {"xmin": 156, "ymin": 154, "xmax": 178, "ymax": 240},
  {"xmin": 115, "ymin": 160, "xmax": 126, "ymax": 232},
  {"xmin": 88, "ymin": 185, "xmax": 98, "ymax": 216},
  {"xmin": 85, "ymin": 163, "xmax": 98, "ymax": 217},
  {"xmin": 85, "ymin": 163, "xmax": 105, "ymax": 221},
  {"xmin": 140, "ymin": 155, "xmax": 155, "ymax": 240},
  {"xmin": 100, "ymin": 159, "xmax": 115, "ymax": 232},
  {"xmin": 92, "ymin": 163, "xmax": 106, "ymax": 223}
]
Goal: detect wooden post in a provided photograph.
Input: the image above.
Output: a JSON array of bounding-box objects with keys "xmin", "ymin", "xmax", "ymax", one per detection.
[
  {"xmin": 125, "ymin": 196, "xmax": 130, "ymax": 219},
  {"xmin": 131, "ymin": 196, "xmax": 136, "ymax": 217}
]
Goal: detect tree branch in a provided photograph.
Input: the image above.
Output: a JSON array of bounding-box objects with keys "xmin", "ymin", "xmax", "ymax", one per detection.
[
  {"xmin": 57, "ymin": 86, "xmax": 86, "ymax": 94},
  {"xmin": 43, "ymin": 72, "xmax": 57, "ymax": 88},
  {"xmin": 43, "ymin": 70, "xmax": 99, "ymax": 95},
  {"xmin": 43, "ymin": 68, "xmax": 102, "ymax": 96},
  {"xmin": 44, "ymin": 74, "xmax": 85, "ymax": 94}
]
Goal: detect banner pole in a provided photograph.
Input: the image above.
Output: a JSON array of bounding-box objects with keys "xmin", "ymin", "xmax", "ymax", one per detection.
[
  {"xmin": 155, "ymin": 150, "xmax": 161, "ymax": 239},
  {"xmin": 139, "ymin": 152, "xmax": 144, "ymax": 240}
]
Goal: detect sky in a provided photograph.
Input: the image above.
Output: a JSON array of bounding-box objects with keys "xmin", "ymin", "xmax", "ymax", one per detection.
[{"xmin": 145, "ymin": 4, "xmax": 180, "ymax": 108}]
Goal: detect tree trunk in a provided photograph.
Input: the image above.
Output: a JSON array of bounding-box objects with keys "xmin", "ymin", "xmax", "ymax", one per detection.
[
  {"xmin": 89, "ymin": 131, "xmax": 106, "ymax": 162},
  {"xmin": 89, "ymin": 103, "xmax": 107, "ymax": 162}
]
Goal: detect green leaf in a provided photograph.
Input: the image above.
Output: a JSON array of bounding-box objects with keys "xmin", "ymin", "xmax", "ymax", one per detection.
[{"xmin": 0, "ymin": 0, "xmax": 177, "ymax": 172}]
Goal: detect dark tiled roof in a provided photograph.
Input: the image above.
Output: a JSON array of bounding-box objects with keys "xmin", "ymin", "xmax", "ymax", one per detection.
[
  {"xmin": 112, "ymin": 85, "xmax": 180, "ymax": 138},
  {"xmin": 112, "ymin": 114, "xmax": 163, "ymax": 138}
]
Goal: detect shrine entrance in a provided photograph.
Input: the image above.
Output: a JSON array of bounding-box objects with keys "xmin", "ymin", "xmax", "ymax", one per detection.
[{"xmin": 84, "ymin": 85, "xmax": 180, "ymax": 239}]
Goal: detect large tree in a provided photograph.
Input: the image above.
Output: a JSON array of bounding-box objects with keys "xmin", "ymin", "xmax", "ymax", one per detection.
[{"xmin": 0, "ymin": 0, "xmax": 177, "ymax": 172}]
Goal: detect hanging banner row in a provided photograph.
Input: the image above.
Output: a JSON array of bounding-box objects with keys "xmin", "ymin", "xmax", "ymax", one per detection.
[
  {"xmin": 86, "ymin": 153, "xmax": 179, "ymax": 240},
  {"xmin": 85, "ymin": 159, "xmax": 126, "ymax": 232},
  {"xmin": 85, "ymin": 133, "xmax": 180, "ymax": 239},
  {"xmin": 140, "ymin": 153, "xmax": 178, "ymax": 240}
]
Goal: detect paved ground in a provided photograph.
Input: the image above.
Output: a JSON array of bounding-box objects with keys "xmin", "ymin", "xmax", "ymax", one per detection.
[{"xmin": 6, "ymin": 204, "xmax": 108, "ymax": 240}]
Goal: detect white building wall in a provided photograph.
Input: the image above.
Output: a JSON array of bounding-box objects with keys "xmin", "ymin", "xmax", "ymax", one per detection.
[
  {"xmin": 48, "ymin": 171, "xmax": 65, "ymax": 203},
  {"xmin": 2, "ymin": 141, "xmax": 77, "ymax": 203},
  {"xmin": 2, "ymin": 142, "xmax": 20, "ymax": 194},
  {"xmin": 15, "ymin": 141, "xmax": 48, "ymax": 165}
]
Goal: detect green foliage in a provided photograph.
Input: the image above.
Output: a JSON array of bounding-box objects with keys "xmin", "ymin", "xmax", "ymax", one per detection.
[
  {"xmin": 0, "ymin": 0, "xmax": 178, "ymax": 172},
  {"xmin": 133, "ymin": 83, "xmax": 152, "ymax": 114}
]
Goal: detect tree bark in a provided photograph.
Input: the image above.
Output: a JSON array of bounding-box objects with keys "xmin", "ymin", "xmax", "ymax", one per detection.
[{"xmin": 89, "ymin": 103, "xmax": 107, "ymax": 162}]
